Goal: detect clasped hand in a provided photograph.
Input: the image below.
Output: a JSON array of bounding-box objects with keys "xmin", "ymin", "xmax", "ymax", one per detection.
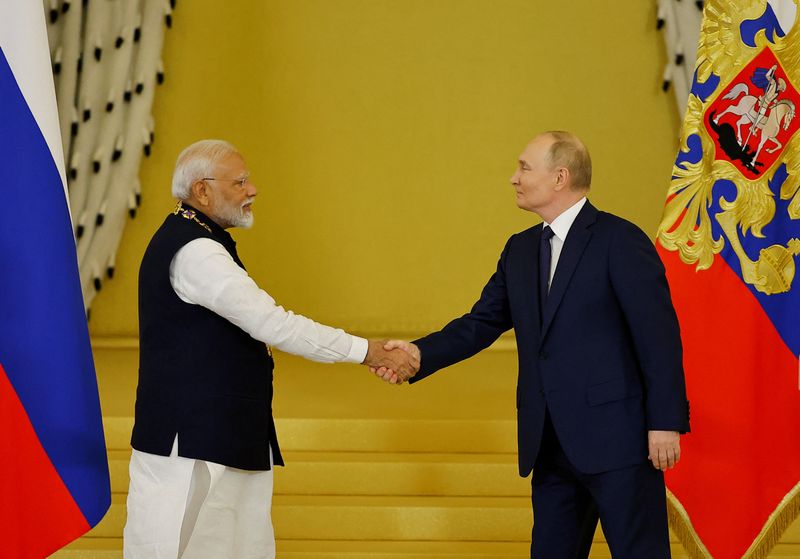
[{"xmin": 363, "ymin": 339, "xmax": 420, "ymax": 383}]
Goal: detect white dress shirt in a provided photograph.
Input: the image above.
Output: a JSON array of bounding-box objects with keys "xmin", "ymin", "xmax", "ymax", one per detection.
[
  {"xmin": 169, "ymin": 237, "xmax": 368, "ymax": 364},
  {"xmin": 542, "ymin": 197, "xmax": 587, "ymax": 287}
]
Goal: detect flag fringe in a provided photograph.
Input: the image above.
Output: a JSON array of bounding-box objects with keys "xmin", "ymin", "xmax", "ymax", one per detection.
[
  {"xmin": 741, "ymin": 482, "xmax": 800, "ymax": 559},
  {"xmin": 667, "ymin": 483, "xmax": 800, "ymax": 559},
  {"xmin": 666, "ymin": 490, "xmax": 713, "ymax": 559}
]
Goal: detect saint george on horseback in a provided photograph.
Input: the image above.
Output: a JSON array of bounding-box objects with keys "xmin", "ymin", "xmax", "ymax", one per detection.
[{"xmin": 713, "ymin": 64, "xmax": 794, "ymax": 165}]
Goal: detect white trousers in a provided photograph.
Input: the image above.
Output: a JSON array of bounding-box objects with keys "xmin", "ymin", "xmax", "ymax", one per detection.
[{"xmin": 123, "ymin": 438, "xmax": 275, "ymax": 559}]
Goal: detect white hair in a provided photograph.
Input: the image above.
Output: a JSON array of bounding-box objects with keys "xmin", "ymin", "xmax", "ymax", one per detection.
[{"xmin": 171, "ymin": 139, "xmax": 239, "ymax": 199}]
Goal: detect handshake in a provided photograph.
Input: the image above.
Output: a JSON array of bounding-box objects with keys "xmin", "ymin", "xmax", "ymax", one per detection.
[{"xmin": 363, "ymin": 340, "xmax": 421, "ymax": 384}]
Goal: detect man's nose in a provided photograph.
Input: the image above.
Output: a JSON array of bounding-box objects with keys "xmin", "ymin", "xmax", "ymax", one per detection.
[
  {"xmin": 247, "ymin": 181, "xmax": 258, "ymax": 197},
  {"xmin": 510, "ymin": 171, "xmax": 519, "ymax": 185}
]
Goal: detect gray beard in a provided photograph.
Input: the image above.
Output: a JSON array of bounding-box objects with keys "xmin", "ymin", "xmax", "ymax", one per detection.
[{"xmin": 218, "ymin": 201, "xmax": 254, "ymax": 229}]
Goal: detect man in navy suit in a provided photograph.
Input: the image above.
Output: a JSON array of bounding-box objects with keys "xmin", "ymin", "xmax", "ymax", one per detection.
[{"xmin": 375, "ymin": 131, "xmax": 690, "ymax": 558}]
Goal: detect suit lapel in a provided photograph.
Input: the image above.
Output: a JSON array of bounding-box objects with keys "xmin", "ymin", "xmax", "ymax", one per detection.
[{"xmin": 540, "ymin": 202, "xmax": 597, "ymax": 340}]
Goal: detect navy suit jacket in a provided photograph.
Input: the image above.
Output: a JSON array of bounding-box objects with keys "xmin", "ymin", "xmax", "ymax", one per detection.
[{"xmin": 410, "ymin": 201, "xmax": 690, "ymax": 476}]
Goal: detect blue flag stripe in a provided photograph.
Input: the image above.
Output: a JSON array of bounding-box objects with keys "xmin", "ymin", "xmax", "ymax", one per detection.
[{"xmin": 0, "ymin": 46, "xmax": 109, "ymax": 526}]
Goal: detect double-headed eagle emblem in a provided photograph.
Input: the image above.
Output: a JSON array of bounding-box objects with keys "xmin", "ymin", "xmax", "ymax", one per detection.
[{"xmin": 658, "ymin": 0, "xmax": 800, "ymax": 294}]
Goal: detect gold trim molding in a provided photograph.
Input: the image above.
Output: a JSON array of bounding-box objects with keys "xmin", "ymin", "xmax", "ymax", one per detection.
[{"xmin": 91, "ymin": 332, "xmax": 520, "ymax": 352}]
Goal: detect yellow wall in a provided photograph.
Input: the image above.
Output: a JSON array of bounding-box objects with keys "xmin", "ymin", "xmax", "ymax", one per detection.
[{"xmin": 89, "ymin": 0, "xmax": 680, "ymax": 338}]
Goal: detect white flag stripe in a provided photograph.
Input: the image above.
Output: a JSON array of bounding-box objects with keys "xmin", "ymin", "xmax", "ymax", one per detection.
[{"xmin": 0, "ymin": 2, "xmax": 69, "ymax": 202}]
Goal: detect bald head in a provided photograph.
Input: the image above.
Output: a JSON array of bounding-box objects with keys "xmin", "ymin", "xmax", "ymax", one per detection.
[{"xmin": 537, "ymin": 131, "xmax": 592, "ymax": 191}]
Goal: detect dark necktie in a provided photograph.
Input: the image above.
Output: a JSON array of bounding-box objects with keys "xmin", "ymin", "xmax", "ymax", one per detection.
[{"xmin": 539, "ymin": 226, "xmax": 555, "ymax": 321}]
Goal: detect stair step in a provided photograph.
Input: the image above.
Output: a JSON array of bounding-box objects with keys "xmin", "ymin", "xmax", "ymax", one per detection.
[
  {"xmin": 103, "ymin": 417, "xmax": 517, "ymax": 454},
  {"xmin": 78, "ymin": 495, "xmax": 704, "ymax": 546},
  {"xmin": 52, "ymin": 538, "xmax": 703, "ymax": 559},
  {"xmin": 80, "ymin": 495, "xmax": 534, "ymax": 542},
  {"xmin": 276, "ymin": 452, "xmax": 529, "ymax": 497},
  {"xmin": 275, "ymin": 539, "xmax": 695, "ymax": 559},
  {"xmin": 52, "ymin": 535, "xmax": 800, "ymax": 559},
  {"xmin": 275, "ymin": 495, "xmax": 533, "ymax": 541},
  {"xmin": 108, "ymin": 450, "xmax": 529, "ymax": 496},
  {"xmin": 50, "ymin": 552, "xmax": 121, "ymax": 559}
]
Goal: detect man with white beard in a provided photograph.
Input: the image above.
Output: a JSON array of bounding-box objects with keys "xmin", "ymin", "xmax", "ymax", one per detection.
[{"xmin": 124, "ymin": 139, "xmax": 417, "ymax": 558}]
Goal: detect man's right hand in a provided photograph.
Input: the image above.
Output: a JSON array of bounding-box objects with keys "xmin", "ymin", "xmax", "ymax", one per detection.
[
  {"xmin": 363, "ymin": 340, "xmax": 419, "ymax": 383},
  {"xmin": 369, "ymin": 340, "xmax": 421, "ymax": 384}
]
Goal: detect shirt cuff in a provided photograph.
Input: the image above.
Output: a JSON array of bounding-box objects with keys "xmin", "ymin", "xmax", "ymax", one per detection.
[{"xmin": 345, "ymin": 336, "xmax": 369, "ymax": 364}]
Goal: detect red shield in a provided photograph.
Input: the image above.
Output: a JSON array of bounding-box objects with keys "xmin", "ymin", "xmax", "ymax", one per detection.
[{"xmin": 704, "ymin": 47, "xmax": 800, "ymax": 179}]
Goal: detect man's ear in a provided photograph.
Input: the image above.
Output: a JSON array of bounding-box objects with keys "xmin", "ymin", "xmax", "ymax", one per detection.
[
  {"xmin": 554, "ymin": 167, "xmax": 570, "ymax": 191},
  {"xmin": 191, "ymin": 179, "xmax": 211, "ymax": 207}
]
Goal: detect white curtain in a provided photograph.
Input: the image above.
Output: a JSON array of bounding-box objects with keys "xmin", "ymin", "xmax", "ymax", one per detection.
[
  {"xmin": 45, "ymin": 0, "xmax": 174, "ymax": 311},
  {"xmin": 657, "ymin": 0, "xmax": 703, "ymax": 117}
]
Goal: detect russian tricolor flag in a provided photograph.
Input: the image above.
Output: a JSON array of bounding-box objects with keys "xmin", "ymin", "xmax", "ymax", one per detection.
[{"xmin": 0, "ymin": 4, "xmax": 110, "ymax": 557}]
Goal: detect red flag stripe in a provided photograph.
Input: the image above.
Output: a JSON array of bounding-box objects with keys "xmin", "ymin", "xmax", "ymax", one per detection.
[{"xmin": 0, "ymin": 363, "xmax": 91, "ymax": 558}]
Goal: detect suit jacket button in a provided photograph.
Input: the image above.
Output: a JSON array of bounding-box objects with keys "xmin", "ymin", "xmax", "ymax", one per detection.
[{"xmin": 539, "ymin": 351, "xmax": 548, "ymax": 360}]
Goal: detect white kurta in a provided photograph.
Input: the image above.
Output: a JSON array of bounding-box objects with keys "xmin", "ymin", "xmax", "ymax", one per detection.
[{"xmin": 124, "ymin": 237, "xmax": 368, "ymax": 559}]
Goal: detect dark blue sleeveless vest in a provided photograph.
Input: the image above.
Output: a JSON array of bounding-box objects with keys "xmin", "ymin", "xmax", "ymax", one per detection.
[{"xmin": 132, "ymin": 203, "xmax": 283, "ymax": 470}]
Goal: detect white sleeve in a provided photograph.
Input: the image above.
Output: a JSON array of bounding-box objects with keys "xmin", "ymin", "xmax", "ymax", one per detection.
[{"xmin": 168, "ymin": 238, "xmax": 368, "ymax": 364}]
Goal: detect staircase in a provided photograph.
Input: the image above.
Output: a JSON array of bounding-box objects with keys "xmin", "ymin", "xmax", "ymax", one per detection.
[{"xmin": 51, "ymin": 344, "xmax": 800, "ymax": 558}]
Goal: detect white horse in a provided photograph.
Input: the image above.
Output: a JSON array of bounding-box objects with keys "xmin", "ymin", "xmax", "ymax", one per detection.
[
  {"xmin": 753, "ymin": 99, "xmax": 795, "ymax": 162},
  {"xmin": 713, "ymin": 83, "xmax": 795, "ymax": 161}
]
